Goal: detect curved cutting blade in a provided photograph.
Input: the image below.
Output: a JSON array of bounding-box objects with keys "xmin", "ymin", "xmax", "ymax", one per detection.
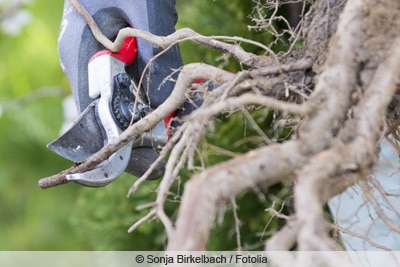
[
  {"xmin": 47, "ymin": 101, "xmax": 105, "ymax": 163},
  {"xmin": 66, "ymin": 141, "xmax": 133, "ymax": 187},
  {"xmin": 64, "ymin": 53, "xmax": 133, "ymax": 187}
]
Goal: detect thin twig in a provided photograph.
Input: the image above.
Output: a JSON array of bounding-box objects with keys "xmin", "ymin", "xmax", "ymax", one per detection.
[
  {"xmin": 359, "ymin": 181, "xmax": 400, "ymax": 233},
  {"xmin": 331, "ymin": 224, "xmax": 393, "ymax": 251},
  {"xmin": 69, "ymin": 0, "xmax": 278, "ymax": 67},
  {"xmin": 127, "ymin": 128, "xmax": 183, "ymax": 196},
  {"xmin": 128, "ymin": 209, "xmax": 156, "ymax": 233},
  {"xmin": 230, "ymin": 197, "xmax": 242, "ymax": 251},
  {"xmin": 39, "ymin": 63, "xmax": 234, "ymax": 189}
]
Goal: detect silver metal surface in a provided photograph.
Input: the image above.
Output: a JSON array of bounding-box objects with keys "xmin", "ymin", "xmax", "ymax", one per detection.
[
  {"xmin": 66, "ymin": 142, "xmax": 133, "ymax": 187},
  {"xmin": 47, "ymin": 101, "xmax": 104, "ymax": 163},
  {"xmin": 67, "ymin": 54, "xmax": 133, "ymax": 186},
  {"xmin": 48, "ymin": 52, "xmax": 169, "ymax": 186}
]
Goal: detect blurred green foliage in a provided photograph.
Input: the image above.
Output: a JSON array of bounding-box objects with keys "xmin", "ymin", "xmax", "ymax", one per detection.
[
  {"xmin": 0, "ymin": 0, "xmax": 84, "ymax": 250},
  {"xmin": 177, "ymin": 0, "xmax": 274, "ymax": 70},
  {"xmin": 0, "ymin": 0, "xmax": 292, "ymax": 251},
  {"xmin": 203, "ymin": 110, "xmax": 293, "ymax": 250}
]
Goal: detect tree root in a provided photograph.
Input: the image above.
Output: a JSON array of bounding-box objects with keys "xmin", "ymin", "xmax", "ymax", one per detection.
[{"xmin": 39, "ymin": 0, "xmax": 400, "ymax": 254}]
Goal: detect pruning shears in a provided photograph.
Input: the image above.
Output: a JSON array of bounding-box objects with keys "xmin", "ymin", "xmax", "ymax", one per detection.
[{"xmin": 47, "ymin": 36, "xmax": 168, "ymax": 187}]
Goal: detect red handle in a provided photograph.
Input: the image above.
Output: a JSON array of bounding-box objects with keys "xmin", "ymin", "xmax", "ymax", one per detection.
[
  {"xmin": 111, "ymin": 36, "xmax": 138, "ymax": 64},
  {"xmin": 89, "ymin": 35, "xmax": 138, "ymax": 65}
]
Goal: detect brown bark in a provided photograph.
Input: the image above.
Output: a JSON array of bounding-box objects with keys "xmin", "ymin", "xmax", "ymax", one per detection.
[
  {"xmin": 168, "ymin": 0, "xmax": 400, "ymax": 250},
  {"xmin": 40, "ymin": 0, "xmax": 400, "ymax": 253}
]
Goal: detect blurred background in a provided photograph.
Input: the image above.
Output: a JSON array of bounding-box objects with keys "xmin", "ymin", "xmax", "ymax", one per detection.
[
  {"xmin": 0, "ymin": 0, "xmax": 293, "ymax": 250},
  {"xmin": 0, "ymin": 0, "xmax": 85, "ymax": 250}
]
